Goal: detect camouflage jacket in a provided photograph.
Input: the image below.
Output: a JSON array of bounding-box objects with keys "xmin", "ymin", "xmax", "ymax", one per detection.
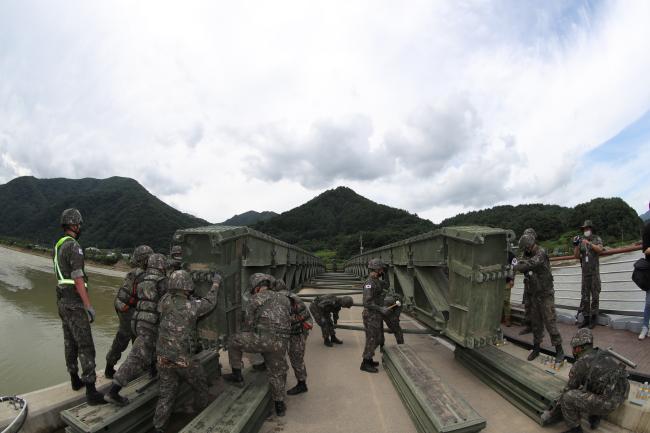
[
  {"xmin": 312, "ymin": 294, "xmax": 343, "ymax": 323},
  {"xmin": 279, "ymin": 290, "xmax": 312, "ymax": 335},
  {"xmin": 514, "ymin": 246, "xmax": 554, "ymax": 296},
  {"xmin": 383, "ymin": 292, "xmax": 403, "ymax": 317},
  {"xmin": 132, "ymin": 269, "xmax": 167, "ymax": 331},
  {"xmin": 567, "ymin": 348, "xmax": 630, "ymax": 404},
  {"xmin": 363, "ymin": 276, "xmax": 385, "ymax": 315},
  {"xmin": 246, "ymin": 289, "xmax": 291, "ymax": 336},
  {"xmin": 114, "ymin": 268, "xmax": 145, "ymax": 312},
  {"xmin": 578, "ymin": 235, "xmax": 603, "ymax": 275},
  {"xmin": 156, "ymin": 284, "xmax": 218, "ymax": 366},
  {"xmin": 54, "ymin": 237, "xmax": 88, "ymax": 303}
]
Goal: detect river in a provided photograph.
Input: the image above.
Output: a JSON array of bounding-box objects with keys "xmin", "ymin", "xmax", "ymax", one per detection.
[{"xmin": 0, "ymin": 246, "xmax": 125, "ymax": 395}]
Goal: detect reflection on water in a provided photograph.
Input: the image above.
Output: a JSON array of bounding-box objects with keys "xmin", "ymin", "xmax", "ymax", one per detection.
[{"xmin": 0, "ymin": 246, "xmax": 125, "ymax": 395}]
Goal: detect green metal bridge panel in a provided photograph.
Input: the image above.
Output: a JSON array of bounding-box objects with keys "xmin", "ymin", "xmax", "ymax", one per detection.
[{"xmin": 383, "ymin": 345, "xmax": 486, "ymax": 433}]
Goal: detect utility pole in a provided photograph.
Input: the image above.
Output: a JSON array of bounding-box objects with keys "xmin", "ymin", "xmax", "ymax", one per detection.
[{"xmin": 360, "ymin": 232, "xmax": 364, "ymax": 255}]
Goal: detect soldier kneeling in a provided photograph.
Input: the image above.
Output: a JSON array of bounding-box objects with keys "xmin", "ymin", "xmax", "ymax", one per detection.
[{"xmin": 152, "ymin": 270, "xmax": 220, "ymax": 433}]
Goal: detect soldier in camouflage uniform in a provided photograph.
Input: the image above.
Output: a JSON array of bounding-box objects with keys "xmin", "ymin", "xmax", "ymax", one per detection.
[
  {"xmin": 167, "ymin": 245, "xmax": 183, "ymax": 273},
  {"xmin": 53, "ymin": 208, "xmax": 106, "ymax": 405},
  {"xmin": 105, "ymin": 245, "xmax": 153, "ymax": 379},
  {"xmin": 514, "ymin": 234, "xmax": 564, "ymax": 363},
  {"xmin": 309, "ymin": 294, "xmax": 353, "ymax": 346},
  {"xmin": 380, "ymin": 292, "xmax": 404, "ymax": 346},
  {"xmin": 274, "ymin": 279, "xmax": 312, "ymax": 395},
  {"xmin": 573, "ymin": 220, "xmax": 604, "ymax": 329},
  {"xmin": 105, "ymin": 253, "xmax": 168, "ymax": 406},
  {"xmin": 223, "ymin": 273, "xmax": 291, "ymax": 417},
  {"xmin": 554, "ymin": 329, "xmax": 629, "ymax": 433},
  {"xmin": 152, "ymin": 270, "xmax": 220, "ymax": 433},
  {"xmin": 518, "ymin": 228, "xmax": 537, "ymax": 335},
  {"xmin": 361, "ymin": 258, "xmax": 391, "ymax": 373}
]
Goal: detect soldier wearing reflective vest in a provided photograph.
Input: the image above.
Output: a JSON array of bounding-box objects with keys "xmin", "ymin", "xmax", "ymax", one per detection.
[
  {"xmin": 105, "ymin": 253, "xmax": 168, "ymax": 406},
  {"xmin": 53, "ymin": 208, "xmax": 106, "ymax": 405},
  {"xmin": 104, "ymin": 245, "xmax": 153, "ymax": 379}
]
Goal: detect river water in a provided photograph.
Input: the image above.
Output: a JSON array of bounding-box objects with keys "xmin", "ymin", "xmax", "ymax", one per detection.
[{"xmin": 0, "ymin": 246, "xmax": 125, "ymax": 395}]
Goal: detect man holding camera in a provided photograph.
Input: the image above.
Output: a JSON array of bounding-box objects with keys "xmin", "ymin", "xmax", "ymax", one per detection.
[{"xmin": 573, "ymin": 220, "xmax": 604, "ymax": 329}]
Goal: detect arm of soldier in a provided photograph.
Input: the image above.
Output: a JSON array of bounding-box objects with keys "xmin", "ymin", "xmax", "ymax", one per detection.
[
  {"xmin": 244, "ymin": 293, "xmax": 263, "ymax": 326},
  {"xmin": 585, "ymin": 236, "xmax": 604, "ymax": 254},
  {"xmin": 332, "ymin": 308, "xmax": 340, "ymax": 325},
  {"xmin": 573, "ymin": 245, "xmax": 580, "ymax": 260},
  {"xmin": 196, "ymin": 281, "xmax": 219, "ymax": 317},
  {"xmin": 362, "ymin": 284, "xmax": 384, "ymax": 313},
  {"xmin": 69, "ymin": 247, "xmax": 93, "ymax": 309},
  {"xmin": 566, "ymin": 360, "xmax": 585, "ymax": 390}
]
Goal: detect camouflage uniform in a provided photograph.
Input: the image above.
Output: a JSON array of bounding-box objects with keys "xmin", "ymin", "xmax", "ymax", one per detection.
[
  {"xmin": 380, "ymin": 293, "xmax": 404, "ymax": 346},
  {"xmin": 309, "ymin": 294, "xmax": 345, "ymax": 340},
  {"xmin": 153, "ymin": 271, "xmax": 218, "ymax": 431},
  {"xmin": 228, "ymin": 289, "xmax": 291, "ymax": 402},
  {"xmin": 578, "ymin": 235, "xmax": 603, "ymax": 319},
  {"xmin": 362, "ymin": 276, "xmax": 385, "ymax": 360},
  {"xmin": 514, "ymin": 245, "xmax": 562, "ymax": 347},
  {"xmin": 560, "ymin": 348, "xmax": 629, "ymax": 429},
  {"xmin": 113, "ymin": 258, "xmax": 167, "ymax": 387},
  {"xmin": 521, "ymin": 228, "xmax": 537, "ymax": 330},
  {"xmin": 283, "ymin": 291, "xmax": 311, "ymax": 381},
  {"xmin": 54, "ymin": 236, "xmax": 97, "ymax": 384}
]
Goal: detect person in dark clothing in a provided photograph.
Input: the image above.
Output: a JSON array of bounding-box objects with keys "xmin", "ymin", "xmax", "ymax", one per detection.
[{"xmin": 639, "ymin": 202, "xmax": 650, "ymax": 340}]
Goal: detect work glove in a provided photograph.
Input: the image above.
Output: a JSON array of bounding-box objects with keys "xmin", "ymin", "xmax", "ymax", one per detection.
[
  {"xmin": 212, "ymin": 272, "xmax": 223, "ymax": 286},
  {"xmin": 85, "ymin": 306, "xmax": 96, "ymax": 323},
  {"xmin": 511, "ymin": 257, "xmax": 518, "ymax": 267}
]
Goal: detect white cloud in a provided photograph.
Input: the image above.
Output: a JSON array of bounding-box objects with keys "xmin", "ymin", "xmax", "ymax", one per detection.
[{"xmin": 0, "ymin": 0, "xmax": 648, "ymax": 224}]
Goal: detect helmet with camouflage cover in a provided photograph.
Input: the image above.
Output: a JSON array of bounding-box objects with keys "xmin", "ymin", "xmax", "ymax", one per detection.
[
  {"xmin": 273, "ymin": 279, "xmax": 287, "ymax": 292},
  {"xmin": 167, "ymin": 270, "xmax": 193, "ymax": 293},
  {"xmin": 147, "ymin": 253, "xmax": 168, "ymax": 273},
  {"xmin": 518, "ymin": 234, "xmax": 535, "ymax": 251},
  {"xmin": 60, "ymin": 208, "xmax": 83, "ymax": 226},
  {"xmin": 367, "ymin": 258, "xmax": 386, "ymax": 271},
  {"xmin": 523, "ymin": 228, "xmax": 537, "ymax": 240},
  {"xmin": 249, "ymin": 273, "xmax": 275, "ymax": 290},
  {"xmin": 130, "ymin": 245, "xmax": 154, "ymax": 268},
  {"xmin": 170, "ymin": 245, "xmax": 182, "ymax": 260},
  {"xmin": 571, "ymin": 328, "xmax": 593, "ymax": 347},
  {"xmin": 339, "ymin": 296, "xmax": 354, "ymax": 308}
]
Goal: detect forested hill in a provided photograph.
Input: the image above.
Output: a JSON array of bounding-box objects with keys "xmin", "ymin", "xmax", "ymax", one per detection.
[
  {"xmin": 221, "ymin": 210, "xmax": 278, "ymax": 226},
  {"xmin": 440, "ymin": 197, "xmax": 644, "ymax": 244},
  {"xmin": 0, "ymin": 176, "xmax": 208, "ymax": 252},
  {"xmin": 253, "ymin": 186, "xmax": 435, "ymax": 258}
]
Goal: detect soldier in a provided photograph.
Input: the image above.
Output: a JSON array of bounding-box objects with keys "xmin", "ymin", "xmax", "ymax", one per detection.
[
  {"xmin": 552, "ymin": 329, "xmax": 629, "ymax": 433},
  {"xmin": 152, "ymin": 270, "xmax": 220, "ymax": 433},
  {"xmin": 519, "ymin": 228, "xmax": 537, "ymax": 335},
  {"xmin": 361, "ymin": 258, "xmax": 391, "ymax": 373},
  {"xmin": 273, "ymin": 279, "xmax": 312, "ymax": 395},
  {"xmin": 514, "ymin": 234, "xmax": 564, "ymax": 363},
  {"xmin": 167, "ymin": 245, "xmax": 183, "ymax": 273},
  {"xmin": 105, "ymin": 245, "xmax": 153, "ymax": 379},
  {"xmin": 380, "ymin": 292, "xmax": 404, "ymax": 346},
  {"xmin": 309, "ymin": 294, "xmax": 354, "ymax": 347},
  {"xmin": 573, "ymin": 220, "xmax": 604, "ymax": 329},
  {"xmin": 53, "ymin": 208, "xmax": 105, "ymax": 405},
  {"xmin": 105, "ymin": 253, "xmax": 168, "ymax": 406},
  {"xmin": 223, "ymin": 273, "xmax": 291, "ymax": 417}
]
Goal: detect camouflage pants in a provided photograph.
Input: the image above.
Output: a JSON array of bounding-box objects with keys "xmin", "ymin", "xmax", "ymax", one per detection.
[
  {"xmin": 362, "ymin": 310, "xmax": 383, "ymax": 360},
  {"xmin": 288, "ymin": 333, "xmax": 307, "ymax": 381},
  {"xmin": 57, "ymin": 301, "xmax": 97, "ymax": 383},
  {"xmin": 380, "ymin": 312, "xmax": 403, "ymax": 346},
  {"xmin": 113, "ymin": 327, "xmax": 156, "ymax": 387},
  {"xmin": 106, "ymin": 309, "xmax": 135, "ymax": 367},
  {"xmin": 580, "ymin": 273, "xmax": 601, "ymax": 317},
  {"xmin": 522, "ymin": 280, "xmax": 531, "ymax": 327},
  {"xmin": 503, "ymin": 285, "xmax": 512, "ymax": 320},
  {"xmin": 153, "ymin": 359, "xmax": 208, "ymax": 430},
  {"xmin": 560, "ymin": 389, "xmax": 618, "ymax": 428},
  {"xmin": 228, "ymin": 331, "xmax": 289, "ymax": 402},
  {"xmin": 309, "ymin": 304, "xmax": 335, "ymax": 339},
  {"xmin": 530, "ymin": 293, "xmax": 562, "ymax": 346}
]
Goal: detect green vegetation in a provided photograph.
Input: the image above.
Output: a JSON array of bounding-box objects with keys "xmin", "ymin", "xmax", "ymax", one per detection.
[
  {"xmin": 0, "ymin": 176, "xmax": 209, "ymax": 252},
  {"xmin": 221, "ymin": 210, "xmax": 278, "ymax": 226}
]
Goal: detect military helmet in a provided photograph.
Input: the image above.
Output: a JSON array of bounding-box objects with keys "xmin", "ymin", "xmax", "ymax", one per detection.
[
  {"xmin": 523, "ymin": 227, "xmax": 537, "ymax": 240},
  {"xmin": 339, "ymin": 296, "xmax": 354, "ymax": 308},
  {"xmin": 571, "ymin": 328, "xmax": 593, "ymax": 347},
  {"xmin": 367, "ymin": 258, "xmax": 386, "ymax": 271},
  {"xmin": 130, "ymin": 245, "xmax": 154, "ymax": 267},
  {"xmin": 147, "ymin": 253, "xmax": 168, "ymax": 272},
  {"xmin": 249, "ymin": 273, "xmax": 274, "ymax": 290},
  {"xmin": 60, "ymin": 208, "xmax": 83, "ymax": 226},
  {"xmin": 518, "ymin": 234, "xmax": 535, "ymax": 251},
  {"xmin": 167, "ymin": 270, "xmax": 193, "ymax": 292},
  {"xmin": 170, "ymin": 245, "xmax": 182, "ymax": 259},
  {"xmin": 273, "ymin": 279, "xmax": 287, "ymax": 292}
]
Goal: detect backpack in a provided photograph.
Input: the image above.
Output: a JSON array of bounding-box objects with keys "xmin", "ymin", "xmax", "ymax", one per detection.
[{"xmin": 632, "ymin": 258, "xmax": 650, "ymax": 291}]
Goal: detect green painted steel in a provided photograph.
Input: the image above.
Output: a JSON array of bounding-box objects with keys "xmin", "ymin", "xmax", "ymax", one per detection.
[
  {"xmin": 172, "ymin": 225, "xmax": 324, "ymax": 346},
  {"xmin": 344, "ymin": 226, "xmax": 515, "ymax": 348},
  {"xmin": 383, "ymin": 345, "xmax": 486, "ymax": 433}
]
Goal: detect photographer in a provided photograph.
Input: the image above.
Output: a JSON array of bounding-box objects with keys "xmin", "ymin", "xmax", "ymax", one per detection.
[{"xmin": 573, "ymin": 220, "xmax": 604, "ymax": 329}]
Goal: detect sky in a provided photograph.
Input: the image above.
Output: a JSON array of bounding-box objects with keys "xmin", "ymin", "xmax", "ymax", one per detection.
[{"xmin": 1, "ymin": 0, "xmax": 648, "ymax": 223}]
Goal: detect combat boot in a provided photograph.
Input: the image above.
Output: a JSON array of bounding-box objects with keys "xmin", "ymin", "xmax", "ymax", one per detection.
[
  {"xmin": 589, "ymin": 314, "xmax": 598, "ymax": 329},
  {"xmin": 579, "ymin": 315, "xmax": 590, "ymax": 329},
  {"xmin": 588, "ymin": 415, "xmax": 601, "ymax": 429},
  {"xmin": 104, "ymin": 364, "xmax": 116, "ymax": 379},
  {"xmin": 555, "ymin": 344, "xmax": 565, "ymax": 363},
  {"xmin": 223, "ymin": 368, "xmax": 244, "ymax": 387},
  {"xmin": 104, "ymin": 384, "xmax": 128, "ymax": 406},
  {"xmin": 360, "ymin": 358, "xmax": 379, "ymax": 373},
  {"xmin": 324, "ymin": 336, "xmax": 333, "ymax": 347},
  {"xmin": 395, "ymin": 331, "xmax": 405, "ymax": 344},
  {"xmin": 70, "ymin": 372, "xmax": 83, "ymax": 391},
  {"xmin": 85, "ymin": 383, "xmax": 108, "ymax": 406},
  {"xmin": 286, "ymin": 380, "xmax": 308, "ymax": 395},
  {"xmin": 561, "ymin": 426, "xmax": 583, "ymax": 433},
  {"xmin": 527, "ymin": 343, "xmax": 540, "ymax": 361},
  {"xmin": 369, "ymin": 358, "xmax": 379, "ymax": 367},
  {"xmin": 274, "ymin": 401, "xmax": 286, "ymax": 417},
  {"xmin": 330, "ymin": 335, "xmax": 343, "ymax": 344}
]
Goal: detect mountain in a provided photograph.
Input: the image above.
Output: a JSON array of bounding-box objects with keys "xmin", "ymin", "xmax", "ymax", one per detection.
[
  {"xmin": 0, "ymin": 176, "xmax": 209, "ymax": 252},
  {"xmin": 221, "ymin": 210, "xmax": 278, "ymax": 226},
  {"xmin": 641, "ymin": 210, "xmax": 650, "ymax": 222},
  {"xmin": 253, "ymin": 186, "xmax": 435, "ymax": 258}
]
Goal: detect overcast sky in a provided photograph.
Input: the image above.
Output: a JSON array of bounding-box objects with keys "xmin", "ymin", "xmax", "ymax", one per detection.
[{"xmin": 1, "ymin": 0, "xmax": 648, "ymax": 223}]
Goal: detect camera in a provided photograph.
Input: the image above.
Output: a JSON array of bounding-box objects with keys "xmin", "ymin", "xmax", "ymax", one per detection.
[{"xmin": 572, "ymin": 235, "xmax": 582, "ymax": 246}]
